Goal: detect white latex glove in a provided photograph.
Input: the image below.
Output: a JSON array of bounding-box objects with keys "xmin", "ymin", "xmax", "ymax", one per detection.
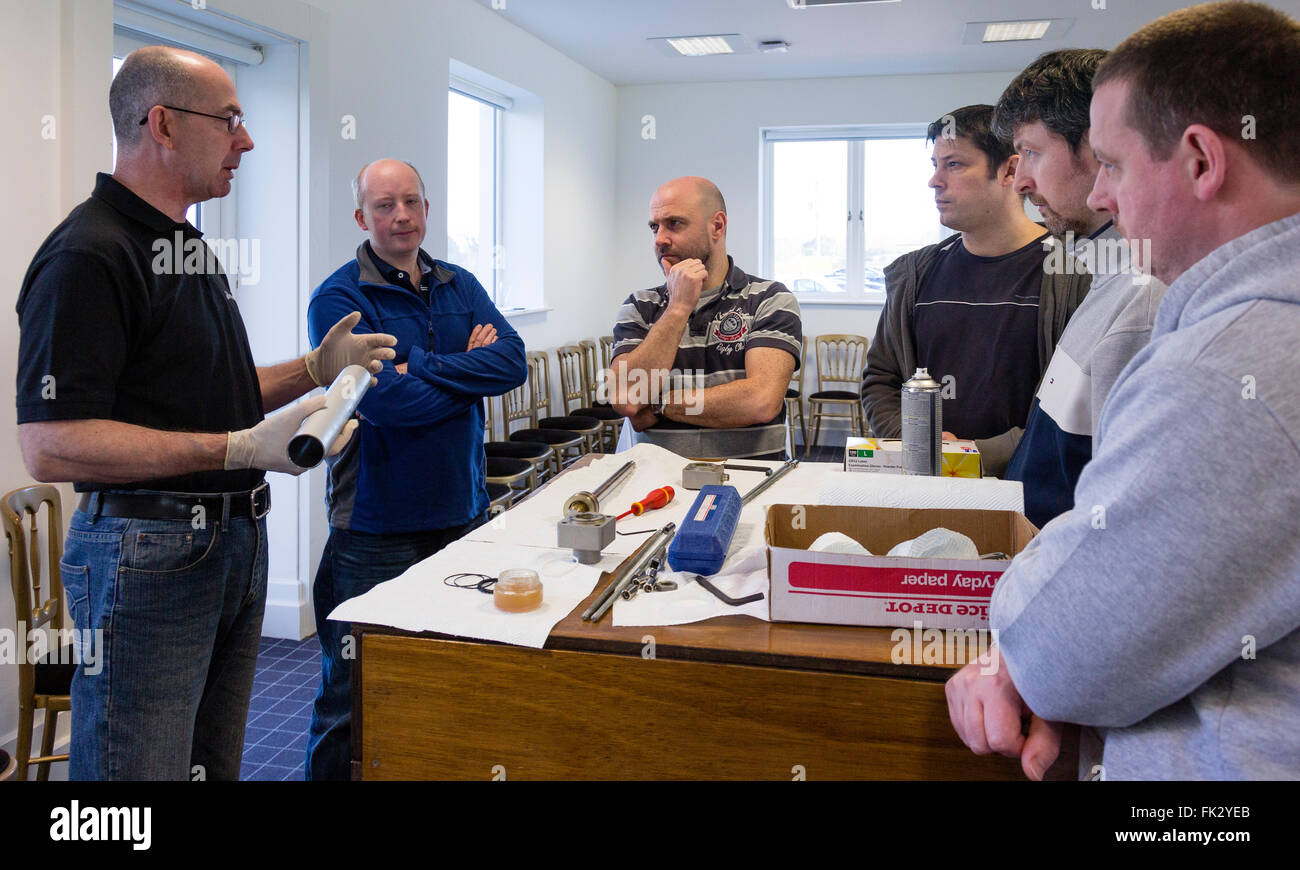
[
  {"xmin": 304, "ymin": 311, "xmax": 397, "ymax": 387},
  {"xmin": 224, "ymin": 395, "xmax": 358, "ymax": 476}
]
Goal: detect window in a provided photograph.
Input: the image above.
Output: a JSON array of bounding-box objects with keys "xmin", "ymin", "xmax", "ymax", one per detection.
[
  {"xmin": 763, "ymin": 127, "xmax": 945, "ymax": 304},
  {"xmin": 447, "ymin": 83, "xmax": 507, "ymax": 302}
]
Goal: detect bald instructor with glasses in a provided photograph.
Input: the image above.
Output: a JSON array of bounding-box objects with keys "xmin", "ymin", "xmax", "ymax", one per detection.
[{"xmin": 15, "ymin": 46, "xmax": 396, "ymax": 780}]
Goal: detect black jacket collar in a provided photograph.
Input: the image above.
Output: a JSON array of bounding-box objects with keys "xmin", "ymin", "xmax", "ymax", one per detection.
[{"xmin": 356, "ymin": 241, "xmax": 454, "ymax": 288}]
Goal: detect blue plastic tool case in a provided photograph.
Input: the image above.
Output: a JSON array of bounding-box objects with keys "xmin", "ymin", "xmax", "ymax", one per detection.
[{"xmin": 667, "ymin": 485, "xmax": 743, "ymax": 575}]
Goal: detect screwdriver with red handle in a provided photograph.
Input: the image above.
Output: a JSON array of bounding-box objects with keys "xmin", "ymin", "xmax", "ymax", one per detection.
[{"xmin": 616, "ymin": 486, "xmax": 675, "ymax": 520}]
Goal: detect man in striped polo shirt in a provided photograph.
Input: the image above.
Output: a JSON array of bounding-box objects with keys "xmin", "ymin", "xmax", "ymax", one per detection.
[{"xmin": 608, "ymin": 177, "xmax": 802, "ymax": 459}]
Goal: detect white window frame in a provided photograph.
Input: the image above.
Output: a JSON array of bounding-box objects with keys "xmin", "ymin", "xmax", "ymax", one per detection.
[
  {"xmin": 761, "ymin": 123, "xmax": 934, "ymax": 306},
  {"xmin": 449, "ymin": 76, "xmax": 510, "ymax": 304}
]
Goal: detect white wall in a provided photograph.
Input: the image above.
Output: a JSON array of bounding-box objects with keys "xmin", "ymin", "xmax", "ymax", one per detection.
[
  {"xmin": 307, "ymin": 0, "xmax": 618, "ymax": 355},
  {"xmin": 613, "ymin": 71, "xmax": 1020, "ymax": 442},
  {"xmin": 0, "ymin": 0, "xmax": 112, "ymax": 778}
]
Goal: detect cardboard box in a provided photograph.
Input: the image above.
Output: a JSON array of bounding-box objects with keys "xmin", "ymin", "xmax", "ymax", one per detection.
[
  {"xmin": 844, "ymin": 437, "xmax": 904, "ymax": 473},
  {"xmin": 844, "ymin": 437, "xmax": 981, "ymax": 478},
  {"xmin": 765, "ymin": 504, "xmax": 1038, "ymax": 630},
  {"xmin": 940, "ymin": 440, "xmax": 982, "ymax": 478}
]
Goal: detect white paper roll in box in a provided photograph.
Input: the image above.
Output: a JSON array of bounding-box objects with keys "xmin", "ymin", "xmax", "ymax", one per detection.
[{"xmin": 818, "ymin": 471, "xmax": 1024, "ymax": 514}]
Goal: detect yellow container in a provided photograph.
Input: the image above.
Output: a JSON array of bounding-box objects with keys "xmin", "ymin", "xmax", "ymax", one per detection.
[{"xmin": 940, "ymin": 441, "xmax": 982, "ymax": 478}]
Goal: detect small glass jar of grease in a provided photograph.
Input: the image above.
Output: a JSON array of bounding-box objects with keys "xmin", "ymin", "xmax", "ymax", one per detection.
[{"xmin": 494, "ymin": 569, "xmax": 543, "ymax": 612}]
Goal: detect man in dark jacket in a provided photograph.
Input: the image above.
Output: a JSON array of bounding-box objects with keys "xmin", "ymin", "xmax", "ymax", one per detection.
[
  {"xmin": 861, "ymin": 105, "xmax": 1091, "ymax": 476},
  {"xmin": 304, "ymin": 158, "xmax": 527, "ymax": 780}
]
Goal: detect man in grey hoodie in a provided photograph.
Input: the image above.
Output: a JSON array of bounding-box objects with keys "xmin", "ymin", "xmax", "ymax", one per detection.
[{"xmin": 946, "ymin": 1, "xmax": 1300, "ymax": 780}]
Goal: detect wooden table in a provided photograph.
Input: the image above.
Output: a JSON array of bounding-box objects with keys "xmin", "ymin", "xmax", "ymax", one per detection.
[
  {"xmin": 352, "ymin": 603, "xmax": 1076, "ymax": 780},
  {"xmin": 351, "ymin": 455, "xmax": 1076, "ymax": 780}
]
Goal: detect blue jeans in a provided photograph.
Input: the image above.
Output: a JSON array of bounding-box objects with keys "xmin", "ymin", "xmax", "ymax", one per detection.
[
  {"xmin": 306, "ymin": 519, "xmax": 482, "ymax": 781},
  {"xmin": 60, "ymin": 501, "xmax": 268, "ymax": 781}
]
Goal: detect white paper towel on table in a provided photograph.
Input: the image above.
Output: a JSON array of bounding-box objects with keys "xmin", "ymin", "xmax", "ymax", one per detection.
[
  {"xmin": 463, "ymin": 442, "xmax": 835, "ymax": 556},
  {"xmin": 325, "ymin": 455, "xmax": 840, "ymax": 642},
  {"xmin": 386, "ymin": 445, "xmax": 839, "ymax": 633},
  {"xmin": 613, "ymin": 471, "xmax": 1024, "ymax": 628},
  {"xmin": 817, "ymin": 471, "xmax": 1024, "ymax": 513},
  {"xmin": 462, "ymin": 443, "xmax": 726, "ymax": 555},
  {"xmin": 613, "ymin": 547, "xmax": 770, "ymax": 626},
  {"xmin": 606, "ymin": 459, "xmax": 832, "ymax": 625},
  {"xmin": 327, "ymin": 539, "xmax": 606, "ymax": 649}
]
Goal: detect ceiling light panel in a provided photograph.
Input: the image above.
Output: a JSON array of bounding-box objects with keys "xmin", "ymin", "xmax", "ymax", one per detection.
[
  {"xmin": 650, "ymin": 33, "xmax": 752, "ymax": 57},
  {"xmin": 786, "ymin": 0, "xmax": 901, "ymax": 7},
  {"xmin": 668, "ymin": 35, "xmax": 734, "ymax": 56},
  {"xmin": 982, "ymin": 20, "xmax": 1052, "ymax": 42},
  {"xmin": 961, "ymin": 18, "xmax": 1074, "ymax": 45}
]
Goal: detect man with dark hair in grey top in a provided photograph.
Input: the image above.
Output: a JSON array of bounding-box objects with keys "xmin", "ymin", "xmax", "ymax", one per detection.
[
  {"xmin": 861, "ymin": 105, "xmax": 1091, "ymax": 477},
  {"xmin": 608, "ymin": 176, "xmax": 802, "ymax": 459},
  {"xmin": 996, "ymin": 49, "xmax": 1167, "ymax": 528},
  {"xmin": 947, "ymin": 1, "xmax": 1300, "ymax": 780}
]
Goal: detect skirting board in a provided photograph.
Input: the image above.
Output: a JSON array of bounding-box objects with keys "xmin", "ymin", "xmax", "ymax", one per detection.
[{"xmin": 261, "ymin": 575, "xmax": 316, "ymax": 641}]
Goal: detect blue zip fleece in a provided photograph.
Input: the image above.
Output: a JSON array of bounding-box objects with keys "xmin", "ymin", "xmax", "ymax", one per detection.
[{"xmin": 307, "ymin": 245, "xmax": 527, "ymax": 534}]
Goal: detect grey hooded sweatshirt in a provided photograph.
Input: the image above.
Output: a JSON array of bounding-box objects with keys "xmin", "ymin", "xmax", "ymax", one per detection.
[{"xmin": 991, "ymin": 212, "xmax": 1300, "ymax": 780}]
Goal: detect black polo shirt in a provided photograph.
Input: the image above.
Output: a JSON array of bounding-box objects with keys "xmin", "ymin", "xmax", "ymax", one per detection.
[
  {"xmin": 15, "ymin": 173, "xmax": 264, "ymax": 493},
  {"xmin": 364, "ymin": 240, "xmax": 432, "ymax": 304}
]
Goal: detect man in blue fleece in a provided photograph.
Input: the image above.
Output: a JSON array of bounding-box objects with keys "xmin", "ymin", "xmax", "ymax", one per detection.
[
  {"xmin": 947, "ymin": 1, "xmax": 1300, "ymax": 780},
  {"xmin": 305, "ymin": 158, "xmax": 527, "ymax": 779},
  {"xmin": 995, "ymin": 50, "xmax": 1166, "ymax": 528}
]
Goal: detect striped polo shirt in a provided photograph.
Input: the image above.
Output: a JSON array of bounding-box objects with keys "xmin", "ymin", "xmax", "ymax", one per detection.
[{"xmin": 612, "ymin": 257, "xmax": 802, "ymax": 458}]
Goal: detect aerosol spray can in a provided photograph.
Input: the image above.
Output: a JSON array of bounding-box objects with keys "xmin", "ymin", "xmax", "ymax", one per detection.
[{"xmin": 902, "ymin": 367, "xmax": 942, "ymax": 476}]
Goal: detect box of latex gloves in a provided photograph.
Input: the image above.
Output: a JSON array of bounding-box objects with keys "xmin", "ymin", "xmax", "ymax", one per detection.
[
  {"xmin": 765, "ymin": 504, "xmax": 1037, "ymax": 629},
  {"xmin": 843, "ymin": 437, "xmax": 982, "ymax": 478}
]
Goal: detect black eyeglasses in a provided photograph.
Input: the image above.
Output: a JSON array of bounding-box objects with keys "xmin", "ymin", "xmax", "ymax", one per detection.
[{"xmin": 138, "ymin": 105, "xmax": 246, "ymax": 134}]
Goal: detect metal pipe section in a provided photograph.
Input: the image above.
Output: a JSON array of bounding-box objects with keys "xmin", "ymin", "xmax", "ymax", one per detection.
[
  {"xmin": 593, "ymin": 460, "xmax": 636, "ymax": 501},
  {"xmin": 288, "ymin": 364, "xmax": 371, "ymax": 468},
  {"xmin": 739, "ymin": 458, "xmax": 799, "ymax": 506},
  {"xmin": 563, "ymin": 460, "xmax": 636, "ymax": 516},
  {"xmin": 582, "ymin": 522, "xmax": 676, "ymax": 622}
]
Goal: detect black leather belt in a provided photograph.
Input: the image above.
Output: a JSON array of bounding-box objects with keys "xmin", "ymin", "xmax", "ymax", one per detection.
[{"xmin": 79, "ymin": 482, "xmax": 271, "ymax": 521}]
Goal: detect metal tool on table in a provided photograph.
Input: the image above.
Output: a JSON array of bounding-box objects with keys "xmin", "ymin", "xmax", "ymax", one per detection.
[
  {"xmin": 557, "ymin": 511, "xmax": 617, "ymax": 564},
  {"xmin": 693, "ymin": 574, "xmax": 764, "ymax": 607},
  {"xmin": 667, "ymin": 459, "xmax": 799, "ymax": 576},
  {"xmin": 614, "ymin": 486, "xmax": 674, "ymax": 520},
  {"xmin": 618, "ymin": 554, "xmax": 678, "ymax": 602},
  {"xmin": 681, "ymin": 462, "xmax": 774, "ymax": 490},
  {"xmin": 582, "ymin": 522, "xmax": 676, "ymax": 622},
  {"xmin": 562, "ymin": 460, "xmax": 636, "ymax": 516},
  {"xmin": 557, "ymin": 460, "xmax": 636, "ymax": 564}
]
